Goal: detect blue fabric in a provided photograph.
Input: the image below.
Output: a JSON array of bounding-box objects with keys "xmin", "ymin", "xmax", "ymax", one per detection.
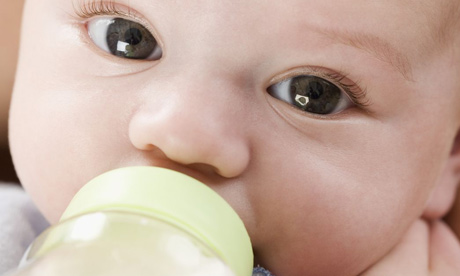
[
  {"xmin": 0, "ymin": 184, "xmax": 49, "ymax": 276},
  {"xmin": 253, "ymin": 266, "xmax": 275, "ymax": 276}
]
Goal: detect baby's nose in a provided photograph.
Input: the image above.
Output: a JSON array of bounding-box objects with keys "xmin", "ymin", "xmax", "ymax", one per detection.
[{"xmin": 128, "ymin": 77, "xmax": 251, "ymax": 178}]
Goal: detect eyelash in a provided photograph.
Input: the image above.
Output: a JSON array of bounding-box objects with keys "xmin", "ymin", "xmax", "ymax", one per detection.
[
  {"xmin": 72, "ymin": 0, "xmax": 129, "ymax": 19},
  {"xmin": 325, "ymin": 72, "xmax": 369, "ymax": 109},
  {"xmin": 272, "ymin": 68, "xmax": 371, "ymax": 110},
  {"xmin": 72, "ymin": 0, "xmax": 370, "ymax": 110}
]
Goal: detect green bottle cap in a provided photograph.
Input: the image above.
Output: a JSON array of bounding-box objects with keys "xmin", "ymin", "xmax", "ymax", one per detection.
[{"xmin": 60, "ymin": 166, "xmax": 253, "ymax": 276}]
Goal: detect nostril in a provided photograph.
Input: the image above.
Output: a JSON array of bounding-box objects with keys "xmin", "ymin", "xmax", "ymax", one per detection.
[
  {"xmin": 128, "ymin": 105, "xmax": 251, "ymax": 179},
  {"xmin": 133, "ymin": 144, "xmax": 169, "ymax": 162},
  {"xmin": 143, "ymin": 144, "xmax": 156, "ymax": 151},
  {"xmin": 187, "ymin": 162, "xmax": 221, "ymax": 176},
  {"xmin": 452, "ymin": 131, "xmax": 460, "ymax": 155}
]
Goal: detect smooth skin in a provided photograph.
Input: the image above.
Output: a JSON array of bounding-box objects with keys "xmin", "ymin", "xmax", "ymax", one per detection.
[{"xmin": 9, "ymin": 0, "xmax": 460, "ymax": 275}]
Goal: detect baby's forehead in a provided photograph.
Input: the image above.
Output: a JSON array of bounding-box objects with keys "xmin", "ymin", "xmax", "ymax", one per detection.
[
  {"xmin": 415, "ymin": 0, "xmax": 460, "ymax": 49},
  {"xmin": 276, "ymin": 0, "xmax": 459, "ymax": 69},
  {"xmin": 311, "ymin": 0, "xmax": 459, "ymax": 60}
]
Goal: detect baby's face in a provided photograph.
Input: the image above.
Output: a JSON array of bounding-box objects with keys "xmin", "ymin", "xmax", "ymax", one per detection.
[{"xmin": 9, "ymin": 0, "xmax": 460, "ymax": 275}]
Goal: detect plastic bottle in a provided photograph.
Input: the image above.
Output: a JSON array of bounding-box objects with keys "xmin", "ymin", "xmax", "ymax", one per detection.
[{"xmin": 7, "ymin": 166, "xmax": 254, "ymax": 276}]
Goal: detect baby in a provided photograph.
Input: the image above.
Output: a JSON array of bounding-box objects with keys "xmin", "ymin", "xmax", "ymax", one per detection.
[{"xmin": 7, "ymin": 0, "xmax": 460, "ymax": 275}]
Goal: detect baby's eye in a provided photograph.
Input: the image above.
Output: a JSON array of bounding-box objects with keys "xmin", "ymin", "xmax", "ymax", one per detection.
[
  {"xmin": 267, "ymin": 75, "xmax": 353, "ymax": 115},
  {"xmin": 87, "ymin": 17, "xmax": 162, "ymax": 60}
]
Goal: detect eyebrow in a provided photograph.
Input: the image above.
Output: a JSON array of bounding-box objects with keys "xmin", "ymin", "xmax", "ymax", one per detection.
[{"xmin": 318, "ymin": 28, "xmax": 414, "ymax": 81}]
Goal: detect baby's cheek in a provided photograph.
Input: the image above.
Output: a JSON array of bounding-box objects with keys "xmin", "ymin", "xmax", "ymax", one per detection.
[
  {"xmin": 9, "ymin": 98, "xmax": 80, "ymax": 222},
  {"xmin": 247, "ymin": 124, "xmax": 438, "ymax": 276},
  {"xmin": 258, "ymin": 182, "xmax": 420, "ymax": 276},
  {"xmin": 9, "ymin": 84, "xmax": 134, "ymax": 223}
]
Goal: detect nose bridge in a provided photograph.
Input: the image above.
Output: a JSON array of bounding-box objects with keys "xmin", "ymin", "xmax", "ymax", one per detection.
[
  {"xmin": 129, "ymin": 71, "xmax": 252, "ymax": 178},
  {"xmin": 162, "ymin": 72, "xmax": 246, "ymax": 134},
  {"xmin": 168, "ymin": 2, "xmax": 266, "ymax": 70}
]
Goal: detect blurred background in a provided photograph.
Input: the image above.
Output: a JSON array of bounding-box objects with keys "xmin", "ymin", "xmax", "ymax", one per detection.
[{"xmin": 0, "ymin": 1, "xmax": 24, "ymax": 183}]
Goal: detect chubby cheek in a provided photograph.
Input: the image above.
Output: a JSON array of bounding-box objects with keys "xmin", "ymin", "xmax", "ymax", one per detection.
[
  {"xmin": 247, "ymin": 120, "xmax": 445, "ymax": 276},
  {"xmin": 10, "ymin": 83, "xmax": 137, "ymax": 223}
]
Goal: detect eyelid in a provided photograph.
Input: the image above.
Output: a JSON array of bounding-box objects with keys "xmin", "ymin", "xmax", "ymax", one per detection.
[
  {"xmin": 72, "ymin": 0, "xmax": 139, "ymax": 20},
  {"xmin": 71, "ymin": 0, "xmax": 161, "ymax": 46},
  {"xmin": 267, "ymin": 66, "xmax": 371, "ymax": 110}
]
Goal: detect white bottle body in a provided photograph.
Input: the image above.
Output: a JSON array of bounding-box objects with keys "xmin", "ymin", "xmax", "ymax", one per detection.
[{"xmin": 9, "ymin": 211, "xmax": 235, "ymax": 276}]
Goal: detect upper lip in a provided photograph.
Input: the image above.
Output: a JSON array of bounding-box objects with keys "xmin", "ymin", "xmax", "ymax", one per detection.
[{"xmin": 127, "ymin": 159, "xmax": 225, "ymax": 187}]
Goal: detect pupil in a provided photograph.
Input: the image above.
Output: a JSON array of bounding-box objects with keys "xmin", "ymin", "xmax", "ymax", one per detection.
[
  {"xmin": 307, "ymin": 81, "xmax": 323, "ymax": 99},
  {"xmin": 124, "ymin": 28, "xmax": 142, "ymax": 45}
]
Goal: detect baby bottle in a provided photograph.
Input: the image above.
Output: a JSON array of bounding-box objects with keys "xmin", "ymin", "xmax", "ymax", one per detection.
[{"xmin": 7, "ymin": 166, "xmax": 253, "ymax": 276}]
